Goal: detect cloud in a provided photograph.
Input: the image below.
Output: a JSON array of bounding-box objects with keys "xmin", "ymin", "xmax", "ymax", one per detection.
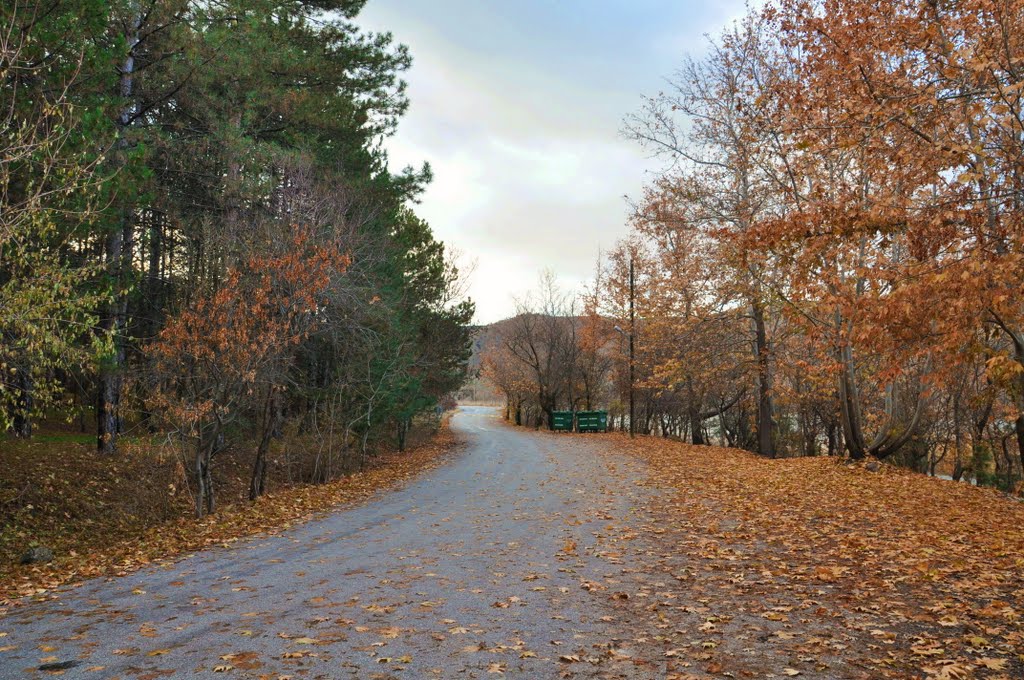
[{"xmin": 357, "ymin": 0, "xmax": 750, "ymax": 323}]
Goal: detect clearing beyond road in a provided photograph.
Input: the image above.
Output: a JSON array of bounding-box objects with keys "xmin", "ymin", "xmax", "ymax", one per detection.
[{"xmin": 2, "ymin": 406, "xmax": 1022, "ymax": 679}]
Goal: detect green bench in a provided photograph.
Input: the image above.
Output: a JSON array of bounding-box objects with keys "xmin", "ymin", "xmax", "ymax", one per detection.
[
  {"xmin": 551, "ymin": 411, "xmax": 574, "ymax": 431},
  {"xmin": 550, "ymin": 411, "xmax": 609, "ymax": 433},
  {"xmin": 576, "ymin": 411, "xmax": 608, "ymax": 433}
]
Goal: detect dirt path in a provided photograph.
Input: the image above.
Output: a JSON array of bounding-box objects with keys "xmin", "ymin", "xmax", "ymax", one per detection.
[
  {"xmin": 0, "ymin": 407, "xmax": 670, "ymax": 678},
  {"xmin": 2, "ymin": 406, "xmax": 960, "ymax": 679}
]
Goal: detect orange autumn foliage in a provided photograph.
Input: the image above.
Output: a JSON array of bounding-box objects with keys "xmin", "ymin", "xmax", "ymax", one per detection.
[{"xmin": 147, "ymin": 226, "xmax": 349, "ymax": 515}]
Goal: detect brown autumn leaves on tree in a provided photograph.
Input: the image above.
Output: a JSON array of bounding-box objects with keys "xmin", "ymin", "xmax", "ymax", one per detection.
[
  {"xmin": 148, "ymin": 228, "xmax": 350, "ymax": 516},
  {"xmin": 783, "ymin": 0, "xmax": 1024, "ymax": 471},
  {"xmin": 485, "ymin": 0, "xmax": 1024, "ymax": 485},
  {"xmin": 619, "ymin": 0, "xmax": 1024, "ymax": 478}
]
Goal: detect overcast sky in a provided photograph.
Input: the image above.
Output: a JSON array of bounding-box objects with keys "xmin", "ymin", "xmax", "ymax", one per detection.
[{"xmin": 357, "ymin": 0, "xmax": 749, "ymax": 324}]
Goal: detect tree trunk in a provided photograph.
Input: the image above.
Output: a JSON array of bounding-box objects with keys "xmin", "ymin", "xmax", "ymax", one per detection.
[
  {"xmin": 719, "ymin": 411, "xmax": 735, "ymax": 447},
  {"xmin": 97, "ymin": 202, "xmax": 130, "ymax": 452},
  {"xmin": 146, "ymin": 212, "xmax": 164, "ymax": 337},
  {"xmin": 97, "ymin": 8, "xmax": 141, "ymax": 455},
  {"xmin": 1013, "ymin": 368, "xmax": 1024, "ymax": 476},
  {"xmin": 540, "ymin": 392, "xmax": 554, "ymax": 430},
  {"xmin": 96, "ymin": 344, "xmax": 123, "ymax": 452},
  {"xmin": 991, "ymin": 323, "xmax": 1024, "ymax": 476},
  {"xmin": 195, "ymin": 444, "xmax": 206, "ymax": 518},
  {"xmin": 10, "ymin": 372, "xmax": 32, "ymax": 437},
  {"xmin": 801, "ymin": 409, "xmax": 817, "ymax": 457},
  {"xmin": 200, "ymin": 421, "xmax": 225, "ymax": 515},
  {"xmin": 952, "ymin": 398, "xmax": 965, "ymax": 481},
  {"xmin": 689, "ymin": 406, "xmax": 705, "ymax": 445},
  {"xmin": 1014, "ymin": 412, "xmax": 1024, "ymax": 479},
  {"xmin": 196, "ymin": 430, "xmax": 217, "ymax": 517},
  {"xmin": 249, "ymin": 390, "xmax": 276, "ymax": 500},
  {"xmin": 838, "ymin": 331, "xmax": 926, "ymax": 461},
  {"xmin": 397, "ymin": 418, "xmax": 408, "ymax": 452},
  {"xmin": 249, "ymin": 435, "xmax": 270, "ymax": 501},
  {"xmin": 1000, "ymin": 434, "xmax": 1014, "ymax": 489},
  {"xmin": 752, "ymin": 302, "xmax": 775, "ymax": 458}
]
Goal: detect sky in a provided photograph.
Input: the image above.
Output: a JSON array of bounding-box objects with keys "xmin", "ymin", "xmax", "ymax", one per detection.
[{"xmin": 357, "ymin": 0, "xmax": 750, "ymax": 324}]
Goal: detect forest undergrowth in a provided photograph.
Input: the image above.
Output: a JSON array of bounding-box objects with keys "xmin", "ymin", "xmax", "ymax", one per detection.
[{"xmin": 0, "ymin": 419, "xmax": 460, "ymax": 610}]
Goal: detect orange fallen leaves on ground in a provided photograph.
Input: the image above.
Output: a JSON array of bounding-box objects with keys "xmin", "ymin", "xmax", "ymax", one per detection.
[
  {"xmin": 615, "ymin": 433, "xmax": 1024, "ymax": 678},
  {"xmin": 0, "ymin": 426, "xmax": 460, "ymax": 609}
]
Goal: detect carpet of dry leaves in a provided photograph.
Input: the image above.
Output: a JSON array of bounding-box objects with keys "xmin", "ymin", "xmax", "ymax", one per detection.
[
  {"xmin": 0, "ymin": 425, "xmax": 459, "ymax": 612},
  {"xmin": 609, "ymin": 435, "xmax": 1024, "ymax": 680}
]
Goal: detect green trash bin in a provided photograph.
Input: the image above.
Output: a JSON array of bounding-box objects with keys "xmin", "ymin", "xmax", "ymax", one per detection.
[
  {"xmin": 576, "ymin": 411, "xmax": 608, "ymax": 433},
  {"xmin": 551, "ymin": 411, "xmax": 574, "ymax": 432}
]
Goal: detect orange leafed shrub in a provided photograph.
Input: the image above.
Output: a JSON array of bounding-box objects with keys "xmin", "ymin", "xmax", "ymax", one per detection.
[{"xmin": 146, "ymin": 226, "xmax": 350, "ymax": 515}]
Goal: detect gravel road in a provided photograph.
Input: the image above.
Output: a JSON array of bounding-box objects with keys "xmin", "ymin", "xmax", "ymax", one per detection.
[{"xmin": 0, "ymin": 406, "xmax": 667, "ymax": 679}]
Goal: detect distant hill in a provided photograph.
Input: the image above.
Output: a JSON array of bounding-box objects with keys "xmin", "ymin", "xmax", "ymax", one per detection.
[
  {"xmin": 457, "ymin": 314, "xmax": 596, "ymax": 405},
  {"xmin": 458, "ymin": 321, "xmax": 504, "ymax": 403}
]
